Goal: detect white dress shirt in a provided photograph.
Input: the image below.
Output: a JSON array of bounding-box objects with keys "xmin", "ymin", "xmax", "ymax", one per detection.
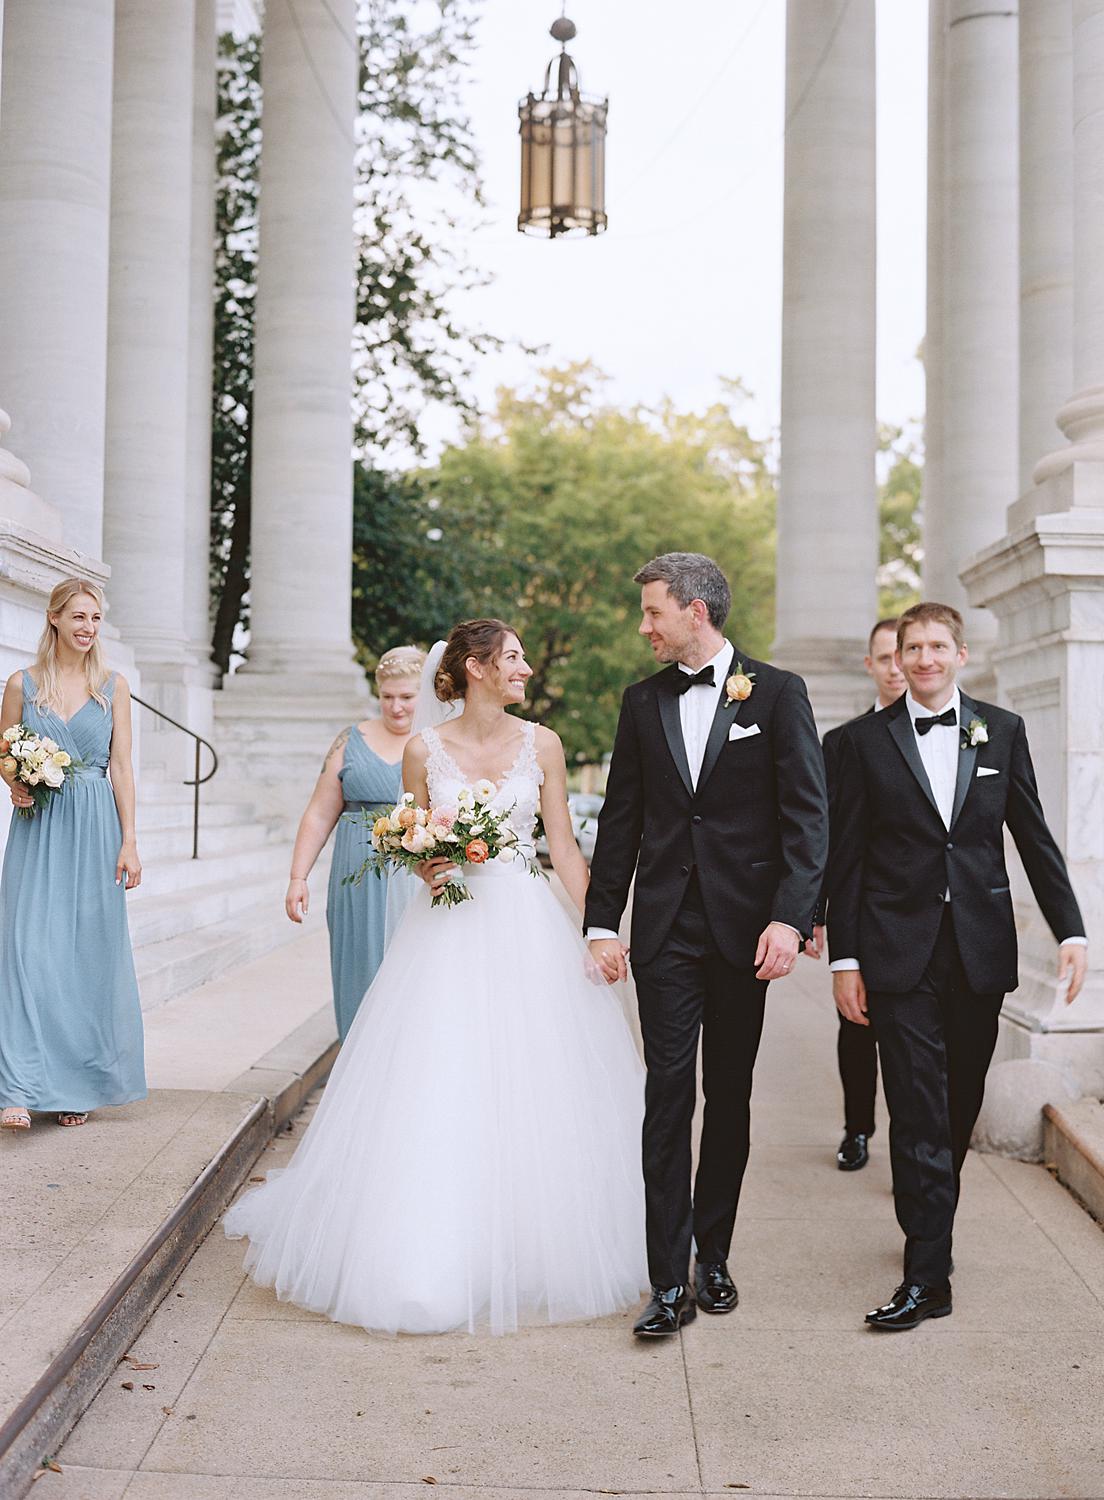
[{"xmin": 829, "ymin": 686, "xmax": 1085, "ymax": 970}]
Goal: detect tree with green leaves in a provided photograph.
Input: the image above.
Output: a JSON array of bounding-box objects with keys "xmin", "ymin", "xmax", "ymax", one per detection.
[
  {"xmin": 210, "ymin": 2, "xmax": 495, "ymax": 674},
  {"xmin": 877, "ymin": 422, "xmax": 923, "ymax": 617}
]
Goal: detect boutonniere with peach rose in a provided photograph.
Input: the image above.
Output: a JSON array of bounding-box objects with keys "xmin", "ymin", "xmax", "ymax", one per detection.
[{"xmin": 725, "ymin": 663, "xmax": 756, "ymax": 707}]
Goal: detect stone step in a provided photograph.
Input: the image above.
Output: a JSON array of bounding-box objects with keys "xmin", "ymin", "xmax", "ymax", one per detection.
[
  {"xmin": 137, "ymin": 796, "xmax": 256, "ymax": 831},
  {"xmin": 134, "ymin": 893, "xmax": 304, "ymax": 1010},
  {"xmin": 126, "ymin": 869, "xmax": 289, "ymax": 947},
  {"xmin": 136, "ymin": 814, "xmax": 275, "ymax": 862},
  {"xmin": 1043, "ymin": 1099, "xmax": 1104, "ymax": 1224},
  {"xmin": 127, "ymin": 842, "xmax": 294, "ymax": 901}
]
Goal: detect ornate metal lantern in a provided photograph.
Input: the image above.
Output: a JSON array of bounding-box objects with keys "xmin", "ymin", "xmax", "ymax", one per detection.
[{"xmin": 518, "ymin": 17, "xmax": 608, "ymax": 239}]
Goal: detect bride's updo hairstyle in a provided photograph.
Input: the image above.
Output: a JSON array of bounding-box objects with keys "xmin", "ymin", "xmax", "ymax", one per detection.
[{"xmin": 435, "ymin": 619, "xmax": 520, "ymax": 703}]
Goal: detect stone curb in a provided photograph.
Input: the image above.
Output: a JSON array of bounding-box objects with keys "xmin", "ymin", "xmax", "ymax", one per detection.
[
  {"xmin": 0, "ymin": 1009, "xmax": 339, "ymax": 1499},
  {"xmin": 1043, "ymin": 1098, "xmax": 1104, "ymax": 1225}
]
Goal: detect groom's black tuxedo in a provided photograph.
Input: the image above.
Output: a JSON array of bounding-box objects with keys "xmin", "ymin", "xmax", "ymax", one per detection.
[
  {"xmin": 586, "ymin": 656, "xmax": 828, "ymax": 964},
  {"xmin": 586, "ymin": 650, "xmax": 828, "ymax": 1289},
  {"xmin": 826, "ymin": 689, "xmax": 1084, "ymax": 1287}
]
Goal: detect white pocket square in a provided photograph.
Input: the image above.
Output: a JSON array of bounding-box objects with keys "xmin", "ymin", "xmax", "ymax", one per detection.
[
  {"xmin": 976, "ymin": 766, "xmax": 999, "ymax": 778},
  {"xmin": 728, "ymin": 722, "xmax": 761, "ymax": 742}
]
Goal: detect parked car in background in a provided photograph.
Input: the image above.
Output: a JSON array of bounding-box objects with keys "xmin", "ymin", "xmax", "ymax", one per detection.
[{"xmin": 535, "ymin": 792, "xmax": 605, "ymax": 865}]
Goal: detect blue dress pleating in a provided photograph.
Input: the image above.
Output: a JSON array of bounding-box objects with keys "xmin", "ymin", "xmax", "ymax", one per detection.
[
  {"xmin": 326, "ymin": 725, "xmax": 403, "ymax": 1042},
  {"xmin": 0, "ymin": 671, "xmax": 146, "ymax": 1112}
]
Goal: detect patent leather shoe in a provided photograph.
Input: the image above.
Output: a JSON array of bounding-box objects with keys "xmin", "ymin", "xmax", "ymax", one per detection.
[
  {"xmin": 836, "ymin": 1132, "xmax": 870, "ymax": 1171},
  {"xmin": 693, "ymin": 1261, "xmax": 738, "ymax": 1314},
  {"xmin": 865, "ymin": 1282, "xmax": 952, "ymax": 1332},
  {"xmin": 633, "ymin": 1285, "xmax": 696, "ymax": 1337}
]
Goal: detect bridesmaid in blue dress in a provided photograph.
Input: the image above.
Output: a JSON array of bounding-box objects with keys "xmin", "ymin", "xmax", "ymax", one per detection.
[
  {"xmin": 0, "ymin": 578, "xmax": 145, "ymax": 1132},
  {"xmin": 285, "ymin": 646, "xmax": 424, "ymax": 1042}
]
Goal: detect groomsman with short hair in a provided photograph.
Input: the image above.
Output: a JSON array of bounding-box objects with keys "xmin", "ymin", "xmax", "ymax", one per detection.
[
  {"xmin": 827, "ymin": 602, "xmax": 1088, "ymax": 1330},
  {"xmin": 811, "ymin": 619, "xmax": 905, "ymax": 1172}
]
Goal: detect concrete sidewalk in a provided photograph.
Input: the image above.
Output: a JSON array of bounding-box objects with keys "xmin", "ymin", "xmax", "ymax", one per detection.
[
  {"xmin": 0, "ymin": 929, "xmax": 338, "ymax": 1497},
  {"xmin": 39, "ymin": 955, "xmax": 1104, "ymax": 1500}
]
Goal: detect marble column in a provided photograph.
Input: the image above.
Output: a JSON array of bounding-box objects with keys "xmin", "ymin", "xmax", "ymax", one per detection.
[
  {"xmin": 924, "ymin": 0, "xmax": 1018, "ymax": 672},
  {"xmin": 237, "ymin": 0, "xmax": 361, "ymax": 684},
  {"xmin": 185, "ymin": 0, "xmax": 218, "ymax": 680},
  {"xmin": 922, "ymin": 0, "xmax": 946, "ymax": 558},
  {"xmin": 215, "ymin": 0, "xmax": 364, "ymax": 828},
  {"xmin": 775, "ymin": 0, "xmax": 877, "ymax": 731},
  {"xmin": 0, "ymin": 0, "xmax": 114, "ymax": 556},
  {"xmin": 963, "ymin": 0, "xmax": 1104, "ymax": 1090},
  {"xmin": 103, "ymin": 0, "xmax": 195, "ymax": 669},
  {"xmin": 1013, "ymin": 0, "xmax": 1074, "ymax": 519}
]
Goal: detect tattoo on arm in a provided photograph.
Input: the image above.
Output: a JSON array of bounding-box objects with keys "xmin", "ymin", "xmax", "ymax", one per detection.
[{"xmin": 322, "ymin": 727, "xmax": 350, "ymax": 773}]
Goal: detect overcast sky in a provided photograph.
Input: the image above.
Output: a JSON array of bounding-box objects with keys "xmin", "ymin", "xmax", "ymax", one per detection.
[{"xmin": 425, "ymin": 0, "xmax": 927, "ymax": 450}]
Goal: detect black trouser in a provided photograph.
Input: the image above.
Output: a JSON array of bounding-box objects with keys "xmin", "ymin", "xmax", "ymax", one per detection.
[
  {"xmin": 632, "ymin": 886, "xmax": 768, "ymax": 1290},
  {"xmin": 867, "ymin": 910, "xmax": 1003, "ymax": 1288},
  {"xmin": 838, "ymin": 1010, "xmax": 878, "ymax": 1137}
]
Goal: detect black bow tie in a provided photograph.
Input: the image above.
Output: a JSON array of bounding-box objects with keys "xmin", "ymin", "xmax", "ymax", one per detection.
[
  {"xmin": 915, "ymin": 707, "xmax": 957, "ymax": 736},
  {"xmin": 671, "ymin": 665, "xmax": 716, "ymax": 696}
]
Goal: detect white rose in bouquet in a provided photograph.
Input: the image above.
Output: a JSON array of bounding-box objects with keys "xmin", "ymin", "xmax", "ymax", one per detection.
[
  {"xmin": 496, "ymin": 846, "xmax": 516, "ymax": 862},
  {"xmin": 51, "ymin": 750, "xmax": 72, "ymax": 768},
  {"xmin": 41, "ymin": 763, "xmax": 65, "ymax": 789},
  {"xmin": 457, "ymin": 787, "xmax": 474, "ymax": 806},
  {"xmin": 473, "ymin": 778, "xmax": 496, "ymax": 802},
  {"xmin": 40, "ymin": 737, "xmax": 59, "ymax": 755}
]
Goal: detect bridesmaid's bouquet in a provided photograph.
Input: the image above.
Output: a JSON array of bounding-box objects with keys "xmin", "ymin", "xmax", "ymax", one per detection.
[
  {"xmin": 1, "ymin": 724, "xmax": 76, "ymax": 818},
  {"xmin": 346, "ymin": 788, "xmax": 532, "ymax": 908}
]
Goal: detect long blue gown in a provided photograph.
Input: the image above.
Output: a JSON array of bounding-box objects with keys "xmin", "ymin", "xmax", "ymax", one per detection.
[
  {"xmin": 326, "ymin": 725, "xmax": 403, "ymax": 1042},
  {"xmin": 0, "ymin": 671, "xmax": 146, "ymax": 1112}
]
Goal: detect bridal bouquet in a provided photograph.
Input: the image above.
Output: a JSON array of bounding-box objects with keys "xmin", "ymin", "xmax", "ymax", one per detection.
[
  {"xmin": 347, "ymin": 788, "xmax": 531, "ymax": 908},
  {"xmin": 1, "ymin": 724, "xmax": 76, "ymax": 818}
]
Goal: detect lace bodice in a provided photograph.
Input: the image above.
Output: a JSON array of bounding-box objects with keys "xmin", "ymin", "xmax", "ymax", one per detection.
[{"xmin": 421, "ymin": 721, "xmax": 544, "ymax": 855}]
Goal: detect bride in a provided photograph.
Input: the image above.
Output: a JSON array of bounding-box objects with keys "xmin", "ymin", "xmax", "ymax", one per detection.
[{"xmin": 225, "ymin": 619, "xmax": 647, "ymax": 1334}]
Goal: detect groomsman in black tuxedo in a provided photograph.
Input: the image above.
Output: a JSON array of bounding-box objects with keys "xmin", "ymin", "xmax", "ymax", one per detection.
[
  {"xmin": 586, "ymin": 553, "xmax": 828, "ymax": 1338},
  {"xmin": 827, "ymin": 602, "xmax": 1088, "ymax": 1331},
  {"xmin": 809, "ymin": 619, "xmax": 905, "ymax": 1172}
]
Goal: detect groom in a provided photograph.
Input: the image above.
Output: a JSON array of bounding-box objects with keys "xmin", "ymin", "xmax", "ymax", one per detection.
[{"xmin": 586, "ymin": 553, "xmax": 828, "ymax": 1337}]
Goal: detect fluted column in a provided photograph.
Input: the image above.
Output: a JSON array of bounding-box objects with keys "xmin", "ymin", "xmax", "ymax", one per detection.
[
  {"xmin": 185, "ymin": 0, "xmax": 218, "ymax": 675},
  {"xmin": 103, "ymin": 0, "xmax": 196, "ymax": 669},
  {"xmin": 924, "ymin": 0, "xmax": 1018, "ymax": 663},
  {"xmin": 963, "ymin": 0, "xmax": 1104, "ymax": 1074},
  {"xmin": 775, "ymin": 0, "xmax": 877, "ymax": 731},
  {"xmin": 923, "ymin": 0, "xmax": 946, "ymax": 554},
  {"xmin": 1014, "ymin": 0, "xmax": 1074, "ymax": 517},
  {"xmin": 239, "ymin": 0, "xmax": 360, "ymax": 680},
  {"xmin": 0, "ymin": 0, "xmax": 114, "ymax": 555}
]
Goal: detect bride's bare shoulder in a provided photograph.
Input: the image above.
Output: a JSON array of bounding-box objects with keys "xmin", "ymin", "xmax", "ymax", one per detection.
[{"xmin": 532, "ymin": 723, "xmax": 565, "ymax": 758}]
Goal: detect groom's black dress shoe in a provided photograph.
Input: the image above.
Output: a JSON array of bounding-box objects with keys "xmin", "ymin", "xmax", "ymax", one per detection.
[
  {"xmin": 865, "ymin": 1282, "xmax": 952, "ymax": 1332},
  {"xmin": 836, "ymin": 1132, "xmax": 870, "ymax": 1171},
  {"xmin": 633, "ymin": 1285, "xmax": 697, "ymax": 1337},
  {"xmin": 693, "ymin": 1261, "xmax": 738, "ymax": 1314}
]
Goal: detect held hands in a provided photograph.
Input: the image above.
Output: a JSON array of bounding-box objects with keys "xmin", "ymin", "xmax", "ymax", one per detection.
[
  {"xmin": 833, "ymin": 969, "xmax": 869, "ymax": 1026},
  {"xmin": 115, "ymin": 840, "xmax": 142, "ymax": 890},
  {"xmin": 588, "ymin": 937, "xmax": 629, "ymax": 985},
  {"xmin": 754, "ymin": 921, "xmax": 800, "ymax": 981},
  {"xmin": 1058, "ymin": 942, "xmax": 1088, "ymax": 1005},
  {"xmin": 286, "ymin": 878, "xmax": 309, "ymax": 923}
]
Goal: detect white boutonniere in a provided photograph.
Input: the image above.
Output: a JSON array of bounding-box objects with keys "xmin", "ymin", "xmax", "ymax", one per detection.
[
  {"xmin": 962, "ymin": 715, "xmax": 988, "ymax": 749},
  {"xmin": 725, "ymin": 663, "xmax": 755, "ymax": 705}
]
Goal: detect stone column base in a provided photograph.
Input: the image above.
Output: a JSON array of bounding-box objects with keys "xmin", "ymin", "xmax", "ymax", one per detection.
[
  {"xmin": 772, "ymin": 634, "xmax": 872, "ymax": 734},
  {"xmin": 962, "ymin": 488, "xmax": 1104, "ymax": 1113},
  {"xmin": 214, "ymin": 667, "xmax": 372, "ymax": 833}
]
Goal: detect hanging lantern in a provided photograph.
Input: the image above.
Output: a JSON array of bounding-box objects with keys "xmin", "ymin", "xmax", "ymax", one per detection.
[{"xmin": 518, "ymin": 17, "xmax": 608, "ymax": 239}]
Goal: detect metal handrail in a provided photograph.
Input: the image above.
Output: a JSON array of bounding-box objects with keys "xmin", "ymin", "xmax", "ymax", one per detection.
[{"xmin": 131, "ymin": 693, "xmax": 219, "ymax": 860}]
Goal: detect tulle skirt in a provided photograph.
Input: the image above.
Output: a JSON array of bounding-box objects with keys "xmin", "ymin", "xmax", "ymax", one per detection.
[{"xmin": 224, "ymin": 862, "xmax": 648, "ymax": 1335}]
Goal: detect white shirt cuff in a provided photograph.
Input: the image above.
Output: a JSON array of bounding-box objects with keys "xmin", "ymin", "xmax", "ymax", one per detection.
[
  {"xmin": 829, "ymin": 958, "xmax": 860, "ymax": 971},
  {"xmin": 586, "ymin": 927, "xmax": 620, "ymax": 942},
  {"xmin": 1061, "ymin": 935, "xmax": 1087, "ymax": 947}
]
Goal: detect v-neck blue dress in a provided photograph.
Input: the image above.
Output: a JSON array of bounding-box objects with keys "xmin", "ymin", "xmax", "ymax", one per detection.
[
  {"xmin": 326, "ymin": 726, "xmax": 403, "ymax": 1041},
  {"xmin": 0, "ymin": 671, "xmax": 146, "ymax": 1112}
]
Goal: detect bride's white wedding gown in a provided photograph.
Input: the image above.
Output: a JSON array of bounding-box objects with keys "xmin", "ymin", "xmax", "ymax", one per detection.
[{"xmin": 224, "ymin": 721, "xmax": 647, "ymax": 1334}]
